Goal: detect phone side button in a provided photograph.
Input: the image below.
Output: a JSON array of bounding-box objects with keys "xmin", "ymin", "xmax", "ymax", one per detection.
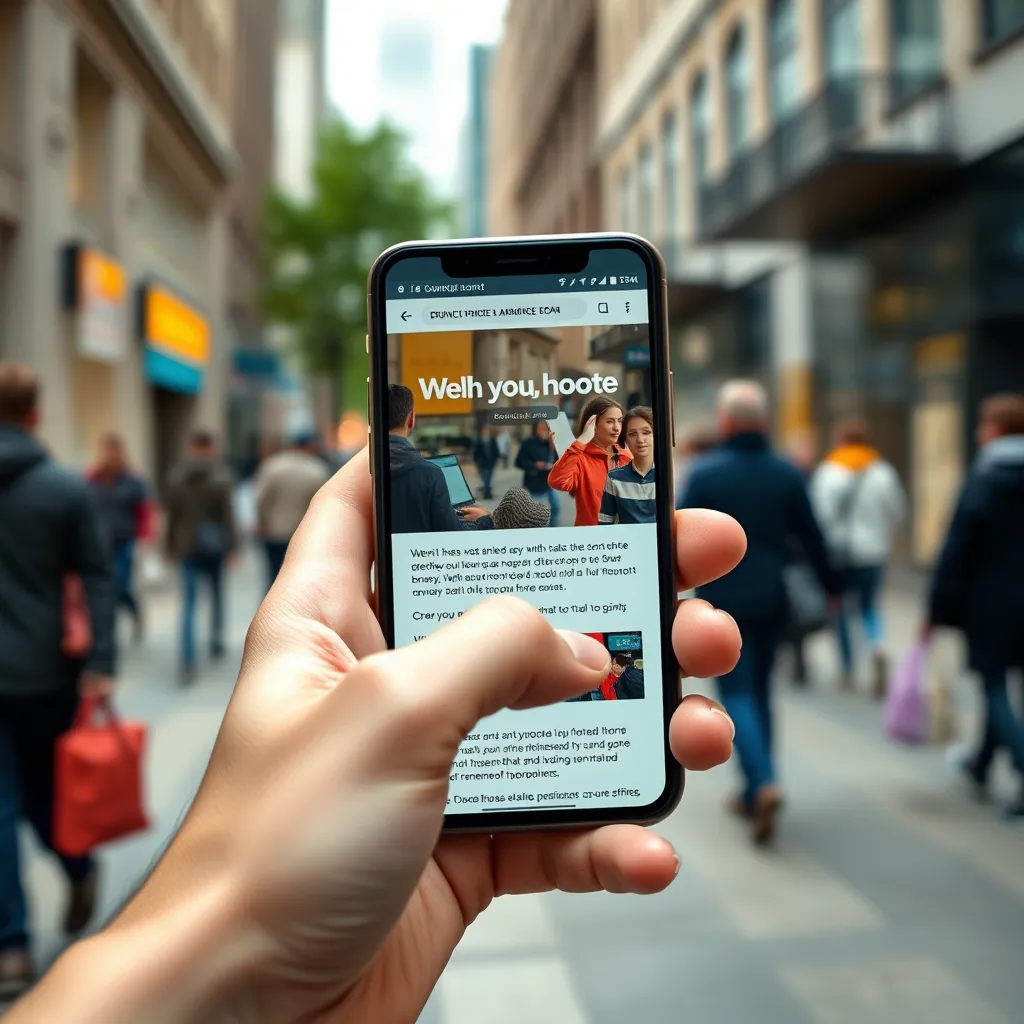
[
  {"xmin": 668, "ymin": 370, "xmax": 676, "ymax": 444},
  {"xmin": 365, "ymin": 333, "xmax": 369, "ymax": 354},
  {"xmin": 367, "ymin": 377, "xmax": 374, "ymax": 475}
]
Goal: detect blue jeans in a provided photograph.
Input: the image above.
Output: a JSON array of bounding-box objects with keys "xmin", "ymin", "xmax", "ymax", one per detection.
[
  {"xmin": 529, "ymin": 487, "xmax": 560, "ymax": 527},
  {"xmin": 0, "ymin": 689, "xmax": 93, "ymax": 951},
  {"xmin": 479, "ymin": 466, "xmax": 495, "ymax": 496},
  {"xmin": 181, "ymin": 559, "xmax": 224, "ymax": 670},
  {"xmin": 264, "ymin": 540, "xmax": 289, "ymax": 592},
  {"xmin": 113, "ymin": 540, "xmax": 138, "ymax": 617},
  {"xmin": 717, "ymin": 622, "xmax": 781, "ymax": 807},
  {"xmin": 836, "ymin": 565, "xmax": 885, "ymax": 674},
  {"xmin": 973, "ymin": 670, "xmax": 1024, "ymax": 778}
]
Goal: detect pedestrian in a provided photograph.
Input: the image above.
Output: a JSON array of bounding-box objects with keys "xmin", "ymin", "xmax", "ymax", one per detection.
[
  {"xmin": 514, "ymin": 419, "xmax": 560, "ymax": 526},
  {"xmin": 472, "ymin": 426, "xmax": 500, "ymax": 499},
  {"xmin": 548, "ymin": 397, "xmax": 629, "ymax": 526},
  {"xmin": 495, "ymin": 426, "xmax": 510, "ymax": 469},
  {"xmin": 680, "ymin": 380, "xmax": 837, "ymax": 845},
  {"xmin": 811, "ymin": 418, "xmax": 906, "ymax": 697},
  {"xmin": 87, "ymin": 433, "xmax": 152, "ymax": 643},
  {"xmin": 928, "ymin": 393, "xmax": 1024, "ymax": 818},
  {"xmin": 164, "ymin": 429, "xmax": 238, "ymax": 685},
  {"xmin": 388, "ymin": 386, "xmax": 492, "ymax": 533},
  {"xmin": 782, "ymin": 433, "xmax": 819, "ymax": 687},
  {"xmin": 0, "ymin": 364, "xmax": 115, "ymax": 997},
  {"xmin": 253, "ymin": 431, "xmax": 330, "ymax": 591},
  {"xmin": 5, "ymin": 450, "xmax": 742, "ymax": 1021},
  {"xmin": 600, "ymin": 405, "xmax": 656, "ymax": 525}
]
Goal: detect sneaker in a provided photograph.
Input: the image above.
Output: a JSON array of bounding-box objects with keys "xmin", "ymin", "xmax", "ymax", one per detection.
[
  {"xmin": 751, "ymin": 785, "xmax": 784, "ymax": 847},
  {"xmin": 64, "ymin": 866, "xmax": 98, "ymax": 935},
  {"xmin": 725, "ymin": 794, "xmax": 753, "ymax": 820},
  {"xmin": 0, "ymin": 949, "xmax": 34, "ymax": 1001}
]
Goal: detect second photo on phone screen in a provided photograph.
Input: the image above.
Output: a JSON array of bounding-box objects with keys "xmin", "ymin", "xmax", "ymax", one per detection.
[{"xmin": 373, "ymin": 241, "xmax": 676, "ymax": 827}]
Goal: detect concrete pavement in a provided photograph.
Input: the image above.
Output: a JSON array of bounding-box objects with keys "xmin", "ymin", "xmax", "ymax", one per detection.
[{"xmin": 9, "ymin": 546, "xmax": 1024, "ymax": 1023}]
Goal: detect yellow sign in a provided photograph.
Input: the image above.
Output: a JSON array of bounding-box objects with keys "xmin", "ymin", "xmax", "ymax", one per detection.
[
  {"xmin": 143, "ymin": 285, "xmax": 210, "ymax": 365},
  {"xmin": 400, "ymin": 331, "xmax": 473, "ymax": 415},
  {"xmin": 73, "ymin": 248, "xmax": 128, "ymax": 363}
]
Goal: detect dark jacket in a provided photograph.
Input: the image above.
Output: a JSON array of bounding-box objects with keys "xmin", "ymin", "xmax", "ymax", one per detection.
[
  {"xmin": 389, "ymin": 436, "xmax": 492, "ymax": 534},
  {"xmin": 164, "ymin": 458, "xmax": 238, "ymax": 561},
  {"xmin": 929, "ymin": 435, "xmax": 1024, "ymax": 673},
  {"xmin": 473, "ymin": 437, "xmax": 499, "ymax": 470},
  {"xmin": 0, "ymin": 424, "xmax": 115, "ymax": 691},
  {"xmin": 89, "ymin": 471, "xmax": 148, "ymax": 546},
  {"xmin": 680, "ymin": 432, "xmax": 836, "ymax": 623},
  {"xmin": 515, "ymin": 435, "xmax": 555, "ymax": 494},
  {"xmin": 614, "ymin": 665, "xmax": 645, "ymax": 701}
]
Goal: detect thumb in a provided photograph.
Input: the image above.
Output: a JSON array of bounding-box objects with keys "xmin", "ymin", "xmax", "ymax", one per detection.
[{"xmin": 355, "ymin": 597, "xmax": 611, "ymax": 752}]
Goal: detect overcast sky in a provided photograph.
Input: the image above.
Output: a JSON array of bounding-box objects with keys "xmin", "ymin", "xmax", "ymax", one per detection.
[{"xmin": 325, "ymin": 0, "xmax": 508, "ymax": 196}]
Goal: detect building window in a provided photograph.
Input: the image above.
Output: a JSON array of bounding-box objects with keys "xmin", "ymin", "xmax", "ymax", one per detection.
[
  {"xmin": 725, "ymin": 24, "xmax": 750, "ymax": 159},
  {"xmin": 690, "ymin": 72, "xmax": 710, "ymax": 186},
  {"xmin": 892, "ymin": 0, "xmax": 942, "ymax": 101},
  {"xmin": 769, "ymin": 0, "xmax": 801, "ymax": 120},
  {"xmin": 618, "ymin": 164, "xmax": 632, "ymax": 231},
  {"xmin": 982, "ymin": 0, "xmax": 1024, "ymax": 44},
  {"xmin": 661, "ymin": 109, "xmax": 679, "ymax": 241},
  {"xmin": 823, "ymin": 0, "xmax": 861, "ymax": 80},
  {"xmin": 638, "ymin": 140, "xmax": 654, "ymax": 239}
]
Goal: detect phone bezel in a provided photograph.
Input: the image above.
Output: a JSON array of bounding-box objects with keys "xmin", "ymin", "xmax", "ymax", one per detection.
[{"xmin": 367, "ymin": 233, "xmax": 682, "ymax": 832}]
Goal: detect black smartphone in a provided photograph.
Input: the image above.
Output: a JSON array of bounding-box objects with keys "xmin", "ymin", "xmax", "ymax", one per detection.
[{"xmin": 367, "ymin": 234, "xmax": 680, "ymax": 832}]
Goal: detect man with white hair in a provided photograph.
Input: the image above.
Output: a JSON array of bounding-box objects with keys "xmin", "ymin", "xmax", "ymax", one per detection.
[{"xmin": 680, "ymin": 380, "xmax": 837, "ymax": 845}]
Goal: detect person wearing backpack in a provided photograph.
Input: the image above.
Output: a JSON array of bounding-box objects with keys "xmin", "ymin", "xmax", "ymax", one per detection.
[
  {"xmin": 811, "ymin": 418, "xmax": 906, "ymax": 698},
  {"xmin": 164, "ymin": 430, "xmax": 238, "ymax": 685}
]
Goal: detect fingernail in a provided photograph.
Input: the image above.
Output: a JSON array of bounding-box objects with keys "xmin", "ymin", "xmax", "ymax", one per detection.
[
  {"xmin": 673, "ymin": 855, "xmax": 682, "ymax": 877},
  {"xmin": 708, "ymin": 702, "xmax": 735, "ymax": 741},
  {"xmin": 558, "ymin": 630, "xmax": 611, "ymax": 672},
  {"xmin": 716, "ymin": 608, "xmax": 741, "ymax": 641}
]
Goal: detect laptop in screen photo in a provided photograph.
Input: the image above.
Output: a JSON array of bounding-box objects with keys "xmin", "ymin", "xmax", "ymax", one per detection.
[{"xmin": 426, "ymin": 455, "xmax": 475, "ymax": 507}]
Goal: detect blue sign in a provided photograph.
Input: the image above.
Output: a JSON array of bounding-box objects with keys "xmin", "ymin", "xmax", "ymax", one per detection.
[
  {"xmin": 623, "ymin": 345, "xmax": 650, "ymax": 368},
  {"xmin": 607, "ymin": 633, "xmax": 642, "ymax": 652}
]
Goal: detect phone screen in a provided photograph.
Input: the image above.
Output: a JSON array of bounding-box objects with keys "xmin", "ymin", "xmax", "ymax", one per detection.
[{"xmin": 372, "ymin": 239, "xmax": 678, "ymax": 827}]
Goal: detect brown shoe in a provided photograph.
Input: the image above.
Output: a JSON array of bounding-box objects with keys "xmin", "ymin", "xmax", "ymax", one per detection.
[
  {"xmin": 64, "ymin": 866, "xmax": 98, "ymax": 935},
  {"xmin": 751, "ymin": 785, "xmax": 784, "ymax": 847},
  {"xmin": 726, "ymin": 794, "xmax": 753, "ymax": 820},
  {"xmin": 0, "ymin": 948, "xmax": 35, "ymax": 1001},
  {"xmin": 872, "ymin": 651, "xmax": 889, "ymax": 701}
]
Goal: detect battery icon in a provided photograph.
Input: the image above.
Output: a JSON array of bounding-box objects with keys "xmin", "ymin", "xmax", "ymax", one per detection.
[{"xmin": 609, "ymin": 276, "xmax": 617, "ymax": 285}]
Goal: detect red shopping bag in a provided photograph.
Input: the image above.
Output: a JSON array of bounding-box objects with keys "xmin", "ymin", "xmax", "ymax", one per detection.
[{"xmin": 53, "ymin": 696, "xmax": 150, "ymax": 857}]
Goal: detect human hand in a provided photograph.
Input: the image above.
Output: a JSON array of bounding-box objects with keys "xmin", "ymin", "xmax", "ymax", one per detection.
[
  {"xmin": 19, "ymin": 453, "xmax": 745, "ymax": 1024},
  {"xmin": 535, "ymin": 460, "xmax": 548, "ymax": 470},
  {"xmin": 78, "ymin": 672, "xmax": 113, "ymax": 702},
  {"xmin": 578, "ymin": 414, "xmax": 597, "ymax": 445},
  {"xmin": 458, "ymin": 505, "xmax": 490, "ymax": 522}
]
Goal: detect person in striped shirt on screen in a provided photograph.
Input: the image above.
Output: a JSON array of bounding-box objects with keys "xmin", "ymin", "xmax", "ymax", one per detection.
[{"xmin": 599, "ymin": 406, "xmax": 657, "ymax": 525}]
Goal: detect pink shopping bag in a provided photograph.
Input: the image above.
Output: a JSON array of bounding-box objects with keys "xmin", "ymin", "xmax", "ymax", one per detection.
[{"xmin": 883, "ymin": 641, "xmax": 929, "ymax": 746}]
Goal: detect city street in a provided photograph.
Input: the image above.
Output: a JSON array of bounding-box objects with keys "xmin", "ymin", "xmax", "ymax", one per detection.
[{"xmin": 11, "ymin": 547, "xmax": 1024, "ymax": 1023}]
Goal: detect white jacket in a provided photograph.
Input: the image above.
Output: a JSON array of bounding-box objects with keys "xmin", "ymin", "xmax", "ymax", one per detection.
[{"xmin": 810, "ymin": 456, "xmax": 906, "ymax": 566}]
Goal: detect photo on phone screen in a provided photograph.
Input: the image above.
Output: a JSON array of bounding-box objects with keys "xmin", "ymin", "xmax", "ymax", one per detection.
[{"xmin": 371, "ymin": 239, "xmax": 678, "ymax": 828}]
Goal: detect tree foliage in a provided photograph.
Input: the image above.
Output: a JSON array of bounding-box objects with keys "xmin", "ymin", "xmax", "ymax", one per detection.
[{"xmin": 262, "ymin": 119, "xmax": 447, "ymax": 411}]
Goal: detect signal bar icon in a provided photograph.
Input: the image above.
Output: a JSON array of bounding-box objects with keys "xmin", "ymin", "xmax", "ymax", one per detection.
[{"xmin": 599, "ymin": 276, "xmax": 607, "ymax": 285}]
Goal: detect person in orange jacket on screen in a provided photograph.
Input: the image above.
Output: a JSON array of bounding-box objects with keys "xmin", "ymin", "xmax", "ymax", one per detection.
[{"xmin": 548, "ymin": 397, "xmax": 631, "ymax": 526}]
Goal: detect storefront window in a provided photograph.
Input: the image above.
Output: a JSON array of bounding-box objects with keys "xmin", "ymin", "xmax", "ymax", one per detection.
[
  {"xmin": 982, "ymin": 0, "xmax": 1024, "ymax": 44},
  {"xmin": 892, "ymin": 0, "xmax": 943, "ymax": 102},
  {"xmin": 769, "ymin": 0, "xmax": 801, "ymax": 121},
  {"xmin": 638, "ymin": 140, "xmax": 654, "ymax": 239},
  {"xmin": 824, "ymin": 0, "xmax": 861, "ymax": 80},
  {"xmin": 725, "ymin": 24, "xmax": 750, "ymax": 159},
  {"xmin": 661, "ymin": 110, "xmax": 679, "ymax": 242}
]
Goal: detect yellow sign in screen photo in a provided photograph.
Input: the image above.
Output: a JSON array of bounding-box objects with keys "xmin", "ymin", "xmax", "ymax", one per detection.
[{"xmin": 400, "ymin": 331, "xmax": 473, "ymax": 415}]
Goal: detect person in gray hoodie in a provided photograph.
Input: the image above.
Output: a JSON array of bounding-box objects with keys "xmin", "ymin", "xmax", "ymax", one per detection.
[{"xmin": 0, "ymin": 363, "xmax": 114, "ymax": 996}]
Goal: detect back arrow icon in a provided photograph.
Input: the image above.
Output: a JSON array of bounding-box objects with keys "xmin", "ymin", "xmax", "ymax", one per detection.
[{"xmin": 401, "ymin": 311, "xmax": 411, "ymax": 322}]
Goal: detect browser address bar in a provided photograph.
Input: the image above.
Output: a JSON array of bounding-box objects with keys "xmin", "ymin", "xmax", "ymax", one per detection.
[{"xmin": 384, "ymin": 290, "xmax": 648, "ymax": 334}]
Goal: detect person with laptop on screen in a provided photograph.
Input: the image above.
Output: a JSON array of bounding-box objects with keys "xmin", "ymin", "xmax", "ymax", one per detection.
[{"xmin": 388, "ymin": 386, "xmax": 493, "ymax": 535}]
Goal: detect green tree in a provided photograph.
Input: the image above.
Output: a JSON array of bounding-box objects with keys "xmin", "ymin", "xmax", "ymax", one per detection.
[{"xmin": 262, "ymin": 119, "xmax": 447, "ymax": 412}]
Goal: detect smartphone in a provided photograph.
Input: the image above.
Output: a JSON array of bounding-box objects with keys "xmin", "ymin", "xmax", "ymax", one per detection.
[{"xmin": 367, "ymin": 234, "xmax": 680, "ymax": 832}]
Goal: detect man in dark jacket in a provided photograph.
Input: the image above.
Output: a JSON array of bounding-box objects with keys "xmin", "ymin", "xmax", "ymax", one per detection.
[
  {"xmin": 515, "ymin": 419, "xmax": 559, "ymax": 526},
  {"xmin": 611, "ymin": 654, "xmax": 645, "ymax": 701},
  {"xmin": 0, "ymin": 364, "xmax": 115, "ymax": 995},
  {"xmin": 164, "ymin": 430, "xmax": 238, "ymax": 684},
  {"xmin": 680, "ymin": 380, "xmax": 837, "ymax": 845},
  {"xmin": 387, "ymin": 386, "xmax": 492, "ymax": 534},
  {"xmin": 929, "ymin": 394, "xmax": 1024, "ymax": 818}
]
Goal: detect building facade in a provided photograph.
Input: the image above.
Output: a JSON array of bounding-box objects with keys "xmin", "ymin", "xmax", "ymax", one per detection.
[
  {"xmin": 0, "ymin": 0, "xmax": 242, "ymax": 485},
  {"xmin": 461, "ymin": 43, "xmax": 492, "ymax": 238},
  {"xmin": 599, "ymin": 0, "xmax": 1024, "ymax": 565}
]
